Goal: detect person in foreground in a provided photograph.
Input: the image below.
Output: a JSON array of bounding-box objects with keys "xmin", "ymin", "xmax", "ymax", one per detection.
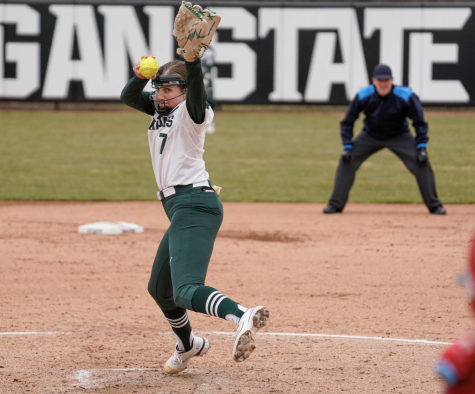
[
  {"xmin": 120, "ymin": 1, "xmax": 269, "ymax": 374},
  {"xmin": 323, "ymin": 64, "xmax": 445, "ymax": 215},
  {"xmin": 436, "ymin": 235, "xmax": 475, "ymax": 393}
]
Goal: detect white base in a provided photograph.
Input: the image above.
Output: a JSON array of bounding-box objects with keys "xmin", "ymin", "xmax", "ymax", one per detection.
[{"xmin": 78, "ymin": 221, "xmax": 144, "ymax": 235}]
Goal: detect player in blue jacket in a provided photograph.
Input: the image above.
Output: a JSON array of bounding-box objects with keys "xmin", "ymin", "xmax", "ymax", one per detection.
[{"xmin": 323, "ymin": 64, "xmax": 445, "ymax": 215}]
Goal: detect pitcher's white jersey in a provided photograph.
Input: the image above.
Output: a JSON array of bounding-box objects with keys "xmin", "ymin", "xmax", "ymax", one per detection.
[{"xmin": 148, "ymin": 100, "xmax": 214, "ymax": 191}]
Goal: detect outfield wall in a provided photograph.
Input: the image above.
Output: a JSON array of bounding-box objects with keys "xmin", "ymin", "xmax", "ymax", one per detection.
[{"xmin": 1, "ymin": 1, "xmax": 475, "ymax": 105}]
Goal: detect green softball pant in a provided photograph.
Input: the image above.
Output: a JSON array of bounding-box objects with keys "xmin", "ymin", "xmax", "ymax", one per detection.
[{"xmin": 147, "ymin": 184, "xmax": 223, "ymax": 311}]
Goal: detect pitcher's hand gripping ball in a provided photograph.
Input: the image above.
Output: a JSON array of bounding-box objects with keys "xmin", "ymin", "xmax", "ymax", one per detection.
[
  {"xmin": 173, "ymin": 1, "xmax": 221, "ymax": 61},
  {"xmin": 139, "ymin": 57, "xmax": 159, "ymax": 79}
]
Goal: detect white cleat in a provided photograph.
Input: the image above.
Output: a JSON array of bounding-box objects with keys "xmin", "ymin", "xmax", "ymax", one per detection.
[
  {"xmin": 164, "ymin": 336, "xmax": 210, "ymax": 374},
  {"xmin": 232, "ymin": 306, "xmax": 269, "ymax": 362}
]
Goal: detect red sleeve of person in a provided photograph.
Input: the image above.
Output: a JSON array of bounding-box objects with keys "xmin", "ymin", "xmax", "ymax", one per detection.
[{"xmin": 437, "ymin": 237, "xmax": 475, "ymax": 394}]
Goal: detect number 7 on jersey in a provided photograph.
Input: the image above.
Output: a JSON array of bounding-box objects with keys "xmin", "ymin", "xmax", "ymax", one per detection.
[{"xmin": 159, "ymin": 133, "xmax": 167, "ymax": 154}]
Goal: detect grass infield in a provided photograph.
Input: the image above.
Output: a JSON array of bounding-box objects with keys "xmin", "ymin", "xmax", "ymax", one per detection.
[{"xmin": 1, "ymin": 110, "xmax": 474, "ymax": 203}]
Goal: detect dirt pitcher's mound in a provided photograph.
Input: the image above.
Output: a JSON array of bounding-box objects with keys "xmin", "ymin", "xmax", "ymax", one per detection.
[{"xmin": 1, "ymin": 202, "xmax": 474, "ymax": 393}]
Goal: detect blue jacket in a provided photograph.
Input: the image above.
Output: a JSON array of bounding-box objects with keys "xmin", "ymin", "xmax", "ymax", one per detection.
[{"xmin": 340, "ymin": 85, "xmax": 428, "ymax": 146}]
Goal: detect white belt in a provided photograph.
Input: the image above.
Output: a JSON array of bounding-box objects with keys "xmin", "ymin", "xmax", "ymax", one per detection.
[{"xmin": 157, "ymin": 180, "xmax": 210, "ymax": 201}]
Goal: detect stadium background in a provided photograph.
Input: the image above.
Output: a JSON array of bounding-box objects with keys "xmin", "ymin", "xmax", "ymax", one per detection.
[
  {"xmin": 0, "ymin": 0, "xmax": 474, "ymax": 203},
  {"xmin": 1, "ymin": 1, "xmax": 475, "ymax": 105}
]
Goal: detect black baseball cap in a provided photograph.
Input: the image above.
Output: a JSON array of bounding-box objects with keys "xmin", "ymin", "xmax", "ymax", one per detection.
[{"xmin": 373, "ymin": 64, "xmax": 393, "ymax": 79}]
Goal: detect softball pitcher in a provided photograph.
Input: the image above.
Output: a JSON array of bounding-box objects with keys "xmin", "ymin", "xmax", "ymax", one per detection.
[{"xmin": 120, "ymin": 2, "xmax": 269, "ymax": 374}]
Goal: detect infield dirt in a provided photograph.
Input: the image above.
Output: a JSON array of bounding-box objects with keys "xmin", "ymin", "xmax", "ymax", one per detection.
[{"xmin": 1, "ymin": 202, "xmax": 474, "ymax": 393}]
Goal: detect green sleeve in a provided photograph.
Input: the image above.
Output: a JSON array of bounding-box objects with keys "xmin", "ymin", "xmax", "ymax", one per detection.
[
  {"xmin": 185, "ymin": 59, "xmax": 207, "ymax": 124},
  {"xmin": 120, "ymin": 76, "xmax": 155, "ymax": 116}
]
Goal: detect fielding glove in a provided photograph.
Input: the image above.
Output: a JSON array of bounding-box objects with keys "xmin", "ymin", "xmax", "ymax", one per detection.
[
  {"xmin": 416, "ymin": 143, "xmax": 428, "ymax": 164},
  {"xmin": 342, "ymin": 144, "xmax": 353, "ymax": 162},
  {"xmin": 173, "ymin": 1, "xmax": 221, "ymax": 61}
]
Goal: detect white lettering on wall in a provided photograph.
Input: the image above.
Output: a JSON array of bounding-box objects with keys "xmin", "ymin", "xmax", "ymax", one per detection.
[
  {"xmin": 364, "ymin": 8, "xmax": 471, "ymax": 86},
  {"xmin": 0, "ymin": 4, "xmax": 40, "ymax": 98},
  {"xmin": 212, "ymin": 7, "xmax": 257, "ymax": 101},
  {"xmin": 1, "ymin": 5, "xmax": 472, "ymax": 103},
  {"xmin": 43, "ymin": 5, "xmax": 174, "ymax": 99},
  {"xmin": 258, "ymin": 8, "xmax": 299, "ymax": 102},
  {"xmin": 259, "ymin": 8, "xmax": 368, "ymax": 102},
  {"xmin": 98, "ymin": 5, "xmax": 150, "ymax": 97},
  {"xmin": 43, "ymin": 5, "xmax": 106, "ymax": 98},
  {"xmin": 143, "ymin": 6, "xmax": 174, "ymax": 71},
  {"xmin": 409, "ymin": 33, "xmax": 469, "ymax": 102},
  {"xmin": 305, "ymin": 9, "xmax": 369, "ymax": 101}
]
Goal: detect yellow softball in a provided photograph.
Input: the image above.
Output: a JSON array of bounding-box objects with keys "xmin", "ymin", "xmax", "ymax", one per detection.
[{"xmin": 139, "ymin": 57, "xmax": 159, "ymax": 78}]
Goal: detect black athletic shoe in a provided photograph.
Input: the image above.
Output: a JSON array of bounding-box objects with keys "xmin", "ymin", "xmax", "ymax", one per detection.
[
  {"xmin": 323, "ymin": 205, "xmax": 341, "ymax": 214},
  {"xmin": 431, "ymin": 206, "xmax": 446, "ymax": 215}
]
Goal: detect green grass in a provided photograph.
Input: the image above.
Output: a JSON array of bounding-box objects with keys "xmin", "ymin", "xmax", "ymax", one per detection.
[{"xmin": 1, "ymin": 110, "xmax": 474, "ymax": 203}]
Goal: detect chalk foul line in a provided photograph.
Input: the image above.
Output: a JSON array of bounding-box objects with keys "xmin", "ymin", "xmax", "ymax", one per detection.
[
  {"xmin": 204, "ymin": 331, "xmax": 452, "ymax": 345},
  {"xmin": 0, "ymin": 331, "xmax": 451, "ymax": 345}
]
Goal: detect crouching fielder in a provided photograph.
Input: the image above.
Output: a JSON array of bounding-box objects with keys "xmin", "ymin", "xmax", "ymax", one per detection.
[{"xmin": 120, "ymin": 1, "xmax": 269, "ymax": 374}]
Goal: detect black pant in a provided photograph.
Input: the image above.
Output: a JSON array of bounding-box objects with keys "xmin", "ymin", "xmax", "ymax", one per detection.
[{"xmin": 328, "ymin": 131, "xmax": 443, "ymax": 212}]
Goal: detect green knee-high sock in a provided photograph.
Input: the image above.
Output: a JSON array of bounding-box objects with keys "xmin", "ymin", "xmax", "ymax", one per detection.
[
  {"xmin": 162, "ymin": 307, "xmax": 194, "ymax": 352},
  {"xmin": 191, "ymin": 286, "xmax": 247, "ymax": 324}
]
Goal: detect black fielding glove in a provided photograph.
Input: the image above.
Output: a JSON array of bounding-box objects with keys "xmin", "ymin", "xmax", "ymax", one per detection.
[
  {"xmin": 417, "ymin": 148, "xmax": 428, "ymax": 164},
  {"xmin": 342, "ymin": 144, "xmax": 353, "ymax": 162},
  {"xmin": 342, "ymin": 150, "xmax": 352, "ymax": 162}
]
